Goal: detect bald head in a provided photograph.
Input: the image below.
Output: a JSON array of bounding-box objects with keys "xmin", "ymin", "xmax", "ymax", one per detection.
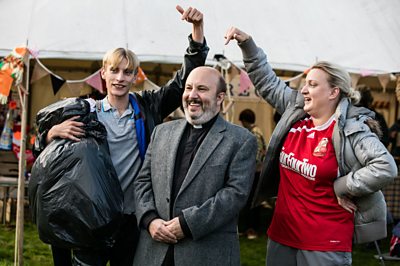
[{"xmin": 187, "ymin": 67, "xmax": 227, "ymax": 93}]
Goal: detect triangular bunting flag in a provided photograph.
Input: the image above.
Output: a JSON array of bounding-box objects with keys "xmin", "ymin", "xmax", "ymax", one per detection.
[
  {"xmin": 133, "ymin": 77, "xmax": 160, "ymax": 92},
  {"xmin": 377, "ymin": 73, "xmax": 390, "ymax": 92},
  {"xmin": 67, "ymin": 81, "xmax": 84, "ymax": 96},
  {"xmin": 239, "ymin": 69, "xmax": 252, "ymax": 95},
  {"xmin": 134, "ymin": 67, "xmax": 147, "ymax": 85},
  {"xmin": 31, "ymin": 61, "xmax": 49, "ymax": 83},
  {"xmin": 288, "ymin": 73, "xmax": 303, "ymax": 89},
  {"xmin": 350, "ymin": 73, "xmax": 361, "ymax": 89},
  {"xmin": 360, "ymin": 69, "xmax": 373, "ymax": 77},
  {"xmin": 28, "ymin": 48, "xmax": 39, "ymax": 58},
  {"xmin": 143, "ymin": 79, "xmax": 160, "ymax": 91},
  {"xmin": 50, "ymin": 74, "xmax": 65, "ymax": 95},
  {"xmin": 85, "ymin": 70, "xmax": 105, "ymax": 94}
]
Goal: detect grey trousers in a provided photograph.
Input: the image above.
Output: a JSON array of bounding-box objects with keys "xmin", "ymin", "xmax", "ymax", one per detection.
[{"xmin": 266, "ymin": 239, "xmax": 352, "ymax": 266}]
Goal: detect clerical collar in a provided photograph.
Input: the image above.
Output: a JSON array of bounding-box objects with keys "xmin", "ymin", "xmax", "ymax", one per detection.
[{"xmin": 189, "ymin": 114, "xmax": 219, "ymax": 130}]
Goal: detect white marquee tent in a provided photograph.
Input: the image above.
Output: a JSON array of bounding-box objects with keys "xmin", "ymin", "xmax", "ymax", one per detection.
[
  {"xmin": 1, "ymin": 0, "xmax": 400, "ymax": 74},
  {"xmin": 1, "ymin": 0, "xmax": 400, "ymax": 264}
]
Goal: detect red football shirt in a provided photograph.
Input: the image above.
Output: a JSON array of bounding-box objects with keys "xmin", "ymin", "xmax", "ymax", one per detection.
[{"xmin": 268, "ymin": 116, "xmax": 354, "ymax": 252}]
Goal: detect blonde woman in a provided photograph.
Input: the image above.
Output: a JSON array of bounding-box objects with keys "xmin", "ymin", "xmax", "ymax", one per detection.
[{"xmin": 225, "ymin": 27, "xmax": 397, "ymax": 266}]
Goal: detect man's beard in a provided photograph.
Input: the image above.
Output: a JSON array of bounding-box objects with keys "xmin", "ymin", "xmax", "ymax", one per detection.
[{"xmin": 184, "ymin": 100, "xmax": 218, "ymax": 125}]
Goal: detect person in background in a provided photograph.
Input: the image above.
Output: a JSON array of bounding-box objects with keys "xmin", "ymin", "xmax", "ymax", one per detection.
[
  {"xmin": 389, "ymin": 119, "xmax": 400, "ymax": 157},
  {"xmin": 238, "ymin": 108, "xmax": 266, "ymax": 239},
  {"xmin": 355, "ymin": 84, "xmax": 393, "ymax": 250},
  {"xmin": 133, "ymin": 66, "xmax": 257, "ymax": 266},
  {"xmin": 356, "ymin": 84, "xmax": 389, "ymax": 147},
  {"xmin": 225, "ymin": 27, "xmax": 397, "ymax": 266},
  {"xmin": 32, "ymin": 5, "xmax": 208, "ymax": 266}
]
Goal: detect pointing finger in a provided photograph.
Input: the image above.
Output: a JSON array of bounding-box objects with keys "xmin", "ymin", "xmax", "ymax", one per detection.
[
  {"xmin": 181, "ymin": 7, "xmax": 192, "ymax": 20},
  {"xmin": 176, "ymin": 5, "xmax": 184, "ymax": 15}
]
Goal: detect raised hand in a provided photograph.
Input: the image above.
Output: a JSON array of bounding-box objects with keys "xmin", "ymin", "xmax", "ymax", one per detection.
[
  {"xmin": 224, "ymin": 27, "xmax": 250, "ymax": 45},
  {"xmin": 176, "ymin": 5, "xmax": 204, "ymax": 43}
]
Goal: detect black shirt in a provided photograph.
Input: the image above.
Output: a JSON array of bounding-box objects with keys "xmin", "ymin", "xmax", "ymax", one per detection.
[
  {"xmin": 141, "ymin": 115, "xmax": 219, "ymax": 234},
  {"xmin": 171, "ymin": 115, "xmax": 218, "ymax": 211},
  {"xmin": 163, "ymin": 115, "xmax": 218, "ymax": 266}
]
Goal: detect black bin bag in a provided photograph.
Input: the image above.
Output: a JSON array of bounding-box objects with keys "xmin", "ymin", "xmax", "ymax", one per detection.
[{"xmin": 29, "ymin": 98, "xmax": 123, "ymax": 249}]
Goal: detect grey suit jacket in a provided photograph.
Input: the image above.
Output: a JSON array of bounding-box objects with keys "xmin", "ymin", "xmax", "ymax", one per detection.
[{"xmin": 134, "ymin": 115, "xmax": 257, "ymax": 266}]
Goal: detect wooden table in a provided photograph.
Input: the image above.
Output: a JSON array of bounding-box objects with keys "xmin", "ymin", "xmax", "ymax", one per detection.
[
  {"xmin": 0, "ymin": 151, "xmax": 19, "ymax": 224},
  {"xmin": 0, "ymin": 176, "xmax": 28, "ymax": 224}
]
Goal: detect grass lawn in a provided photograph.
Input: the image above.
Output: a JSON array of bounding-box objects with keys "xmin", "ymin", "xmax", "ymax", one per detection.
[
  {"xmin": 240, "ymin": 235, "xmax": 400, "ymax": 266},
  {"xmin": 0, "ymin": 223, "xmax": 52, "ymax": 265},
  {"xmin": 1, "ymin": 222, "xmax": 399, "ymax": 265}
]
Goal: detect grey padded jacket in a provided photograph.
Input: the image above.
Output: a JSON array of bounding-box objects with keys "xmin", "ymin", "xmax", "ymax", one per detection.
[{"xmin": 239, "ymin": 37, "xmax": 398, "ymax": 244}]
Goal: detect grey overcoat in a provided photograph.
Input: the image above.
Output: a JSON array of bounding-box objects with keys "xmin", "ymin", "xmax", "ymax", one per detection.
[{"xmin": 134, "ymin": 115, "xmax": 257, "ymax": 266}]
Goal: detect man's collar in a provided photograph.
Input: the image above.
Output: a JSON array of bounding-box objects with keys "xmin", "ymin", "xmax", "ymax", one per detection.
[
  {"xmin": 101, "ymin": 96, "xmax": 112, "ymax": 112},
  {"xmin": 101, "ymin": 96, "xmax": 133, "ymax": 113},
  {"xmin": 188, "ymin": 114, "xmax": 219, "ymax": 130}
]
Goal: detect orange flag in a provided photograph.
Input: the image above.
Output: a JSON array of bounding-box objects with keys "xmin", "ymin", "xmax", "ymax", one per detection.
[
  {"xmin": 134, "ymin": 67, "xmax": 147, "ymax": 85},
  {"xmin": 0, "ymin": 69, "xmax": 13, "ymax": 104}
]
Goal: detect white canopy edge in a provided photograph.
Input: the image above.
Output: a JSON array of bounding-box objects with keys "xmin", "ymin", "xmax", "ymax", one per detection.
[{"xmin": 0, "ymin": 0, "xmax": 399, "ymax": 74}]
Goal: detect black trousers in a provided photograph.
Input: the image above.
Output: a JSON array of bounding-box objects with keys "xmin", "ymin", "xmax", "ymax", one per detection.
[
  {"xmin": 51, "ymin": 245, "xmax": 72, "ymax": 266},
  {"xmin": 72, "ymin": 214, "xmax": 139, "ymax": 266},
  {"xmin": 239, "ymin": 172, "xmax": 261, "ymax": 231},
  {"xmin": 162, "ymin": 246, "xmax": 175, "ymax": 266}
]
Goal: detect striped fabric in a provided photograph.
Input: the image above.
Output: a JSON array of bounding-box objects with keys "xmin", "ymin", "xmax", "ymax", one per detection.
[{"xmin": 383, "ymin": 177, "xmax": 400, "ymax": 220}]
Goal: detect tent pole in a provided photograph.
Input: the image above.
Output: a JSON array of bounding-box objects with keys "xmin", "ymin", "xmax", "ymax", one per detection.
[{"xmin": 14, "ymin": 51, "xmax": 30, "ymax": 266}]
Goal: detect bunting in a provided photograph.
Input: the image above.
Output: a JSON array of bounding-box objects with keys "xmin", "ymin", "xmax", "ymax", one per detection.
[
  {"xmin": 142, "ymin": 79, "xmax": 159, "ymax": 91},
  {"xmin": 239, "ymin": 69, "xmax": 252, "ymax": 95},
  {"xmin": 66, "ymin": 81, "xmax": 84, "ymax": 96},
  {"xmin": 360, "ymin": 69, "xmax": 373, "ymax": 77},
  {"xmin": 377, "ymin": 73, "xmax": 390, "ymax": 93},
  {"xmin": 50, "ymin": 74, "xmax": 65, "ymax": 95},
  {"xmin": 133, "ymin": 78, "xmax": 160, "ymax": 91},
  {"xmin": 28, "ymin": 48, "xmax": 39, "ymax": 59},
  {"xmin": 350, "ymin": 73, "xmax": 361, "ymax": 89},
  {"xmin": 28, "ymin": 57, "xmax": 154, "ymax": 96},
  {"xmin": 134, "ymin": 67, "xmax": 147, "ymax": 85},
  {"xmin": 85, "ymin": 70, "xmax": 104, "ymax": 94},
  {"xmin": 287, "ymin": 72, "xmax": 304, "ymax": 89},
  {"xmin": 30, "ymin": 61, "xmax": 49, "ymax": 83},
  {"xmin": 4, "ymin": 46, "xmax": 394, "ymax": 105}
]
